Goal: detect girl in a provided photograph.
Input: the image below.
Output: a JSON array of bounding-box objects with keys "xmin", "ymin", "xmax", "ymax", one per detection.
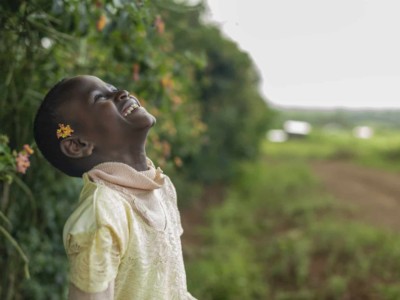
[{"xmin": 34, "ymin": 75, "xmax": 196, "ymax": 300}]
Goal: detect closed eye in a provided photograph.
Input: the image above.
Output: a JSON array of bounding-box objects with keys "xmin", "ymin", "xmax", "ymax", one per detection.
[
  {"xmin": 92, "ymin": 85, "xmax": 119, "ymax": 103},
  {"xmin": 108, "ymin": 85, "xmax": 119, "ymax": 92},
  {"xmin": 94, "ymin": 94, "xmax": 107, "ymax": 102}
]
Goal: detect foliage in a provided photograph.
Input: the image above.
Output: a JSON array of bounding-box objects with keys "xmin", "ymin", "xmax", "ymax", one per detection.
[
  {"xmin": 0, "ymin": 136, "xmax": 35, "ymax": 284},
  {"xmin": 165, "ymin": 10, "xmax": 272, "ymax": 182},
  {"xmin": 0, "ymin": 0, "xmax": 271, "ymax": 298}
]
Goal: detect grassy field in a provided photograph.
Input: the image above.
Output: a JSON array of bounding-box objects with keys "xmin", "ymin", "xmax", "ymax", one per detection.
[
  {"xmin": 186, "ymin": 130, "xmax": 400, "ymax": 300},
  {"xmin": 264, "ymin": 130, "xmax": 400, "ymax": 172}
]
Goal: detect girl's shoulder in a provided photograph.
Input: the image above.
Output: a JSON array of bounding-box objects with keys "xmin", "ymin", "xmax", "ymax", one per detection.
[{"xmin": 63, "ymin": 174, "xmax": 130, "ymax": 243}]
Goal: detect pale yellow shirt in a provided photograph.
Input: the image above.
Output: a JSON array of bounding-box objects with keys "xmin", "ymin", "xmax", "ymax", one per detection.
[{"xmin": 63, "ymin": 160, "xmax": 196, "ymax": 299}]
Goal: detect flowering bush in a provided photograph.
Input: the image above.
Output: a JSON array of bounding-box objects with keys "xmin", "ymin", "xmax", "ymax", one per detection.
[
  {"xmin": 0, "ymin": 135, "xmax": 34, "ymax": 180},
  {"xmin": 0, "ymin": 135, "xmax": 34, "ymax": 280}
]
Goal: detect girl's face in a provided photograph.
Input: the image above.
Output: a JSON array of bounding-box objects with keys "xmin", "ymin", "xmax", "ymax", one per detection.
[{"xmin": 58, "ymin": 75, "xmax": 156, "ymax": 154}]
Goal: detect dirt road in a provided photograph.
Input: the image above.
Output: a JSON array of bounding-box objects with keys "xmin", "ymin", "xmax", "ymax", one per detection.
[{"xmin": 312, "ymin": 160, "xmax": 400, "ymax": 232}]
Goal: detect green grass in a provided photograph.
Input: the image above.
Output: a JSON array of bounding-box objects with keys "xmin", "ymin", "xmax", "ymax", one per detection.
[
  {"xmin": 186, "ymin": 155, "xmax": 400, "ymax": 299},
  {"xmin": 263, "ymin": 129, "xmax": 400, "ymax": 172}
]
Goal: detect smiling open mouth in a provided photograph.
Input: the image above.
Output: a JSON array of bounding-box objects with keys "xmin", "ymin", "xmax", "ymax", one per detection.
[{"xmin": 123, "ymin": 103, "xmax": 140, "ymax": 117}]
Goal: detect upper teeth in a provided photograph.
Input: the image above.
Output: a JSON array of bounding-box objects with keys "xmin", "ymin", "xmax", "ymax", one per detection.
[{"xmin": 124, "ymin": 104, "xmax": 139, "ymax": 116}]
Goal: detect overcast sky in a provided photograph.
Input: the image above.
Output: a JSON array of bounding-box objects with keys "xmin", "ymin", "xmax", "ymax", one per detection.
[{"xmin": 205, "ymin": 0, "xmax": 400, "ymax": 109}]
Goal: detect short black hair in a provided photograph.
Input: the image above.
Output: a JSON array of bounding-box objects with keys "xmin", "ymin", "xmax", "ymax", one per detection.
[{"xmin": 33, "ymin": 78, "xmax": 84, "ymax": 177}]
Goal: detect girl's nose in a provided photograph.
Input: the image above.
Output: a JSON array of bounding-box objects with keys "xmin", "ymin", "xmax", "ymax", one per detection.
[{"xmin": 115, "ymin": 90, "xmax": 129, "ymax": 102}]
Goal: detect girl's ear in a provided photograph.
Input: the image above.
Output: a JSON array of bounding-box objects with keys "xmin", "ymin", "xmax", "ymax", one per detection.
[{"xmin": 59, "ymin": 136, "xmax": 94, "ymax": 158}]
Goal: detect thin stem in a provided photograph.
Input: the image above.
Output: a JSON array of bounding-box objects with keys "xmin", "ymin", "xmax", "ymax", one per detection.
[
  {"xmin": 0, "ymin": 211, "xmax": 12, "ymax": 228},
  {"xmin": 5, "ymin": 273, "xmax": 14, "ymax": 300},
  {"xmin": 1, "ymin": 182, "xmax": 11, "ymax": 212},
  {"xmin": 0, "ymin": 225, "xmax": 30, "ymax": 279}
]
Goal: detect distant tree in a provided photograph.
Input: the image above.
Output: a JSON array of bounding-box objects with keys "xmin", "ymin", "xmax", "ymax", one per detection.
[{"xmin": 163, "ymin": 5, "xmax": 272, "ymax": 182}]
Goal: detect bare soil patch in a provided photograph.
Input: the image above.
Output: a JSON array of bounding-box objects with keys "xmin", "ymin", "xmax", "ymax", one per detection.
[{"xmin": 312, "ymin": 160, "xmax": 400, "ymax": 232}]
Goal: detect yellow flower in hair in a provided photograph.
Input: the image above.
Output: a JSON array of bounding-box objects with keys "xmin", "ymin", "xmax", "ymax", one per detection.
[{"xmin": 57, "ymin": 123, "xmax": 74, "ymax": 139}]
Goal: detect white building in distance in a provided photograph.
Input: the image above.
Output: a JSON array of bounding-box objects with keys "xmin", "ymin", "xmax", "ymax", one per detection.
[
  {"xmin": 353, "ymin": 126, "xmax": 374, "ymax": 139},
  {"xmin": 267, "ymin": 129, "xmax": 288, "ymax": 143},
  {"xmin": 283, "ymin": 120, "xmax": 312, "ymax": 137}
]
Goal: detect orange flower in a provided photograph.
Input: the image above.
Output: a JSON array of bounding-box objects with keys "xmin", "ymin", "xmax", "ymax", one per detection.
[
  {"xmin": 16, "ymin": 152, "xmax": 30, "ymax": 174},
  {"xmin": 132, "ymin": 63, "xmax": 140, "ymax": 81},
  {"xmin": 174, "ymin": 157, "xmax": 183, "ymax": 167},
  {"xmin": 96, "ymin": 14, "xmax": 107, "ymax": 32},
  {"xmin": 171, "ymin": 95, "xmax": 183, "ymax": 106},
  {"xmin": 57, "ymin": 124, "xmax": 74, "ymax": 139},
  {"xmin": 23, "ymin": 144, "xmax": 34, "ymax": 155},
  {"xmin": 149, "ymin": 107, "xmax": 160, "ymax": 117},
  {"xmin": 160, "ymin": 76, "xmax": 174, "ymax": 91},
  {"xmin": 161, "ymin": 141, "xmax": 171, "ymax": 157},
  {"xmin": 154, "ymin": 15, "xmax": 165, "ymax": 35}
]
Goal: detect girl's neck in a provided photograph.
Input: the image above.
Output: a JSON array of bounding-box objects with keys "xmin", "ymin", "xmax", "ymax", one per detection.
[
  {"xmin": 124, "ymin": 150, "xmax": 148, "ymax": 171},
  {"xmin": 86, "ymin": 130, "xmax": 151, "ymax": 172},
  {"xmin": 104, "ymin": 145, "xmax": 148, "ymax": 171}
]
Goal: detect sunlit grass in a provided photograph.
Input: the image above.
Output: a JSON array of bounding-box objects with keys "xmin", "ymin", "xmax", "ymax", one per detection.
[
  {"xmin": 263, "ymin": 129, "xmax": 400, "ymax": 172},
  {"xmin": 187, "ymin": 147, "xmax": 400, "ymax": 299}
]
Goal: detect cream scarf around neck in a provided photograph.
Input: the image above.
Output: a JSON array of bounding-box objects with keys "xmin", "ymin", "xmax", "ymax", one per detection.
[{"xmin": 87, "ymin": 158, "xmax": 165, "ymax": 192}]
